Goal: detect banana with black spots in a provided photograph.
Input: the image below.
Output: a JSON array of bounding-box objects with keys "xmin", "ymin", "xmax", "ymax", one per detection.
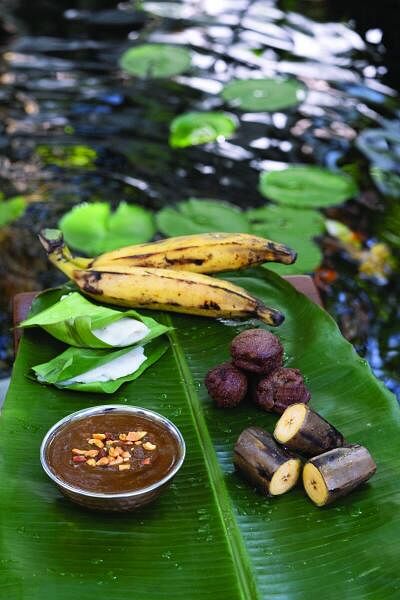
[{"xmin": 39, "ymin": 229, "xmax": 285, "ymax": 326}]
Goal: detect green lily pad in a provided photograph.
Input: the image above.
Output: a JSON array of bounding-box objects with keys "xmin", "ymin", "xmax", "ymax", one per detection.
[
  {"xmin": 36, "ymin": 145, "xmax": 97, "ymax": 168},
  {"xmin": 221, "ymin": 78, "xmax": 305, "ymax": 112},
  {"xmin": 259, "ymin": 166, "xmax": 359, "ymax": 208},
  {"xmin": 0, "ymin": 195, "xmax": 27, "ymax": 227},
  {"xmin": 119, "ymin": 44, "xmax": 191, "ymax": 78},
  {"xmin": 169, "ymin": 112, "xmax": 237, "ymax": 148},
  {"xmin": 59, "ymin": 202, "xmax": 156, "ymax": 255},
  {"xmin": 247, "ymin": 204, "xmax": 325, "ymax": 239},
  {"xmin": 264, "ymin": 237, "xmax": 323, "ymax": 275},
  {"xmin": 247, "ymin": 204, "xmax": 324, "ymax": 274},
  {"xmin": 156, "ymin": 198, "xmax": 251, "ymax": 236}
]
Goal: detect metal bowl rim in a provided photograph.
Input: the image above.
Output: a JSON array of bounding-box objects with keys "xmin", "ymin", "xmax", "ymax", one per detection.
[{"xmin": 40, "ymin": 404, "xmax": 186, "ymax": 499}]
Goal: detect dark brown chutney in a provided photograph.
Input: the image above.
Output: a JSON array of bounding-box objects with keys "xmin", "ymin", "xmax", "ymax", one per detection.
[{"xmin": 46, "ymin": 413, "xmax": 180, "ymax": 494}]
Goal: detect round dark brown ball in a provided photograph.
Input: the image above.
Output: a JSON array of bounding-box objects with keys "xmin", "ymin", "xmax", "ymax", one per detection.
[
  {"xmin": 205, "ymin": 362, "xmax": 248, "ymax": 408},
  {"xmin": 254, "ymin": 367, "xmax": 311, "ymax": 414},
  {"xmin": 230, "ymin": 328, "xmax": 283, "ymax": 375}
]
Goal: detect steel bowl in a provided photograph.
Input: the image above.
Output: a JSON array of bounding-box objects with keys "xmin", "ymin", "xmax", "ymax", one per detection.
[{"xmin": 40, "ymin": 404, "xmax": 186, "ymax": 512}]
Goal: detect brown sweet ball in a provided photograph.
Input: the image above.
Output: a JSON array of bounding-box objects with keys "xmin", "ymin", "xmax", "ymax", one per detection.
[
  {"xmin": 230, "ymin": 328, "xmax": 283, "ymax": 375},
  {"xmin": 205, "ymin": 362, "xmax": 248, "ymax": 408},
  {"xmin": 254, "ymin": 367, "xmax": 311, "ymax": 414}
]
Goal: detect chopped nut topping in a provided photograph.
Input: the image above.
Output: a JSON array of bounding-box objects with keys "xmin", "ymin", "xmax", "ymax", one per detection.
[
  {"xmin": 70, "ymin": 430, "xmax": 157, "ymax": 471},
  {"xmin": 143, "ymin": 442, "xmax": 156, "ymax": 451},
  {"xmin": 72, "ymin": 448, "xmax": 99, "ymax": 458},
  {"xmin": 119, "ymin": 464, "xmax": 131, "ymax": 471},
  {"xmin": 126, "ymin": 431, "xmax": 147, "ymax": 442},
  {"xmin": 86, "ymin": 449, "xmax": 100, "ymax": 458},
  {"xmin": 88, "ymin": 438, "xmax": 105, "ymax": 449},
  {"xmin": 109, "ymin": 446, "xmax": 124, "ymax": 458},
  {"xmin": 72, "ymin": 455, "xmax": 87, "ymax": 464}
]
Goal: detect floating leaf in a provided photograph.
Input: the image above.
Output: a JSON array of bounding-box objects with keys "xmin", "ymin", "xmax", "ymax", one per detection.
[
  {"xmin": 247, "ymin": 204, "xmax": 324, "ymax": 239},
  {"xmin": 156, "ymin": 198, "xmax": 250, "ymax": 236},
  {"xmin": 119, "ymin": 44, "xmax": 191, "ymax": 78},
  {"xmin": 221, "ymin": 78, "xmax": 305, "ymax": 112},
  {"xmin": 37, "ymin": 145, "xmax": 97, "ymax": 168},
  {"xmin": 247, "ymin": 204, "xmax": 324, "ymax": 274},
  {"xmin": 59, "ymin": 202, "xmax": 156, "ymax": 255},
  {"xmin": 0, "ymin": 195, "xmax": 27, "ymax": 227},
  {"xmin": 169, "ymin": 112, "xmax": 237, "ymax": 148},
  {"xmin": 1, "ymin": 269, "xmax": 398, "ymax": 597},
  {"xmin": 259, "ymin": 166, "xmax": 359, "ymax": 207}
]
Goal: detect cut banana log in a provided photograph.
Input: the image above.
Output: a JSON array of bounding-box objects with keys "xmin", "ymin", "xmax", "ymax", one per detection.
[
  {"xmin": 89, "ymin": 232, "xmax": 297, "ymax": 272},
  {"xmin": 234, "ymin": 426, "xmax": 301, "ymax": 496},
  {"xmin": 303, "ymin": 445, "xmax": 376, "ymax": 507},
  {"xmin": 273, "ymin": 403, "xmax": 344, "ymax": 456},
  {"xmin": 39, "ymin": 229, "xmax": 285, "ymax": 326}
]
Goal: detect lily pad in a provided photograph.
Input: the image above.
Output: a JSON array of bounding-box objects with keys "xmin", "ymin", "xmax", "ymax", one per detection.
[
  {"xmin": 247, "ymin": 205, "xmax": 324, "ymax": 274},
  {"xmin": 221, "ymin": 78, "xmax": 305, "ymax": 112},
  {"xmin": 169, "ymin": 112, "xmax": 237, "ymax": 148},
  {"xmin": 247, "ymin": 204, "xmax": 324, "ymax": 239},
  {"xmin": 119, "ymin": 44, "xmax": 191, "ymax": 78},
  {"xmin": 259, "ymin": 166, "xmax": 359, "ymax": 208},
  {"xmin": 59, "ymin": 202, "xmax": 156, "ymax": 255},
  {"xmin": 156, "ymin": 198, "xmax": 251, "ymax": 236},
  {"xmin": 36, "ymin": 145, "xmax": 97, "ymax": 168},
  {"xmin": 0, "ymin": 195, "xmax": 27, "ymax": 227}
]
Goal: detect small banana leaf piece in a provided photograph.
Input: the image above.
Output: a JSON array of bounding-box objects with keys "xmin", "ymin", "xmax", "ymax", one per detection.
[
  {"xmin": 31, "ymin": 337, "xmax": 169, "ymax": 393},
  {"xmin": 20, "ymin": 289, "xmax": 169, "ymax": 348}
]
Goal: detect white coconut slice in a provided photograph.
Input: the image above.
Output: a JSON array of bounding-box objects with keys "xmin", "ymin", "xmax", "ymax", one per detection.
[
  {"xmin": 92, "ymin": 317, "xmax": 149, "ymax": 347},
  {"xmin": 60, "ymin": 346, "xmax": 147, "ymax": 385}
]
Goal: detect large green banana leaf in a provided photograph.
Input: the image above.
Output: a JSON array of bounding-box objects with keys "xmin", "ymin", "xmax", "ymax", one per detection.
[{"xmin": 0, "ymin": 269, "xmax": 399, "ymax": 600}]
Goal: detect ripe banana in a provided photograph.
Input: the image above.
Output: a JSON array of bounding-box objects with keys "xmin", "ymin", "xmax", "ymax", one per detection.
[
  {"xmin": 59, "ymin": 232, "xmax": 297, "ymax": 273},
  {"xmin": 303, "ymin": 445, "xmax": 376, "ymax": 507},
  {"xmin": 90, "ymin": 232, "xmax": 297, "ymax": 271},
  {"xmin": 39, "ymin": 229, "xmax": 284, "ymax": 326}
]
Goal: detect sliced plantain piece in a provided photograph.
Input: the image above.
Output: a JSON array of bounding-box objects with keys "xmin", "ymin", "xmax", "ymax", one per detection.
[
  {"xmin": 233, "ymin": 426, "xmax": 302, "ymax": 496},
  {"xmin": 303, "ymin": 445, "xmax": 376, "ymax": 507},
  {"xmin": 273, "ymin": 403, "xmax": 344, "ymax": 456}
]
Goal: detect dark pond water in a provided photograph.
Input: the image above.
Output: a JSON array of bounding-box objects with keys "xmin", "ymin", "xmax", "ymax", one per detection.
[{"xmin": 0, "ymin": 0, "xmax": 399, "ymax": 397}]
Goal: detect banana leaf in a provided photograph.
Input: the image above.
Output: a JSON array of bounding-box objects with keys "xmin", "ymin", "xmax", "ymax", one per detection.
[
  {"xmin": 32, "ymin": 338, "xmax": 169, "ymax": 393},
  {"xmin": 20, "ymin": 289, "xmax": 169, "ymax": 348},
  {"xmin": 0, "ymin": 268, "xmax": 399, "ymax": 600}
]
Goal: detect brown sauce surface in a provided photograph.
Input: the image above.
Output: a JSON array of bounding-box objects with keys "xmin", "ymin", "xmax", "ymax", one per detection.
[{"xmin": 46, "ymin": 413, "xmax": 180, "ymax": 494}]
